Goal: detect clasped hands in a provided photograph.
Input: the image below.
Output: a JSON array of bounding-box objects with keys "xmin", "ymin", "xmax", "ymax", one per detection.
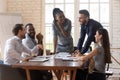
[
  {"xmin": 37, "ymin": 44, "xmax": 43, "ymax": 50},
  {"xmin": 36, "ymin": 33, "xmax": 44, "ymax": 49},
  {"xmin": 36, "ymin": 33, "xmax": 43, "ymax": 40},
  {"xmin": 73, "ymin": 50, "xmax": 88, "ymax": 61},
  {"xmin": 36, "ymin": 33, "xmax": 43, "ymax": 44}
]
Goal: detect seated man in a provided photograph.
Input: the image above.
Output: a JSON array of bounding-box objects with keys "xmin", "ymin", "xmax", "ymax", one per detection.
[
  {"xmin": 4, "ymin": 24, "xmax": 52, "ymax": 80},
  {"xmin": 22, "ymin": 23, "xmax": 43, "ymax": 56}
]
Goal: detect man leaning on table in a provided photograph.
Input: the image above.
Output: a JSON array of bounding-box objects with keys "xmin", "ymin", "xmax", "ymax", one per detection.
[
  {"xmin": 4, "ymin": 24, "xmax": 52, "ymax": 80},
  {"xmin": 77, "ymin": 9, "xmax": 103, "ymax": 54}
]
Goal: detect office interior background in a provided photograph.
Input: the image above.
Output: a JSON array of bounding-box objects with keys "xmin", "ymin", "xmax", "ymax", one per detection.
[{"xmin": 0, "ymin": 0, "xmax": 120, "ymax": 79}]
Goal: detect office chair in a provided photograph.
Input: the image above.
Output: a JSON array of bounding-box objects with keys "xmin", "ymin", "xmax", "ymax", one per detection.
[
  {"xmin": 105, "ymin": 63, "xmax": 113, "ymax": 80},
  {"xmin": 0, "ymin": 64, "xmax": 25, "ymax": 80}
]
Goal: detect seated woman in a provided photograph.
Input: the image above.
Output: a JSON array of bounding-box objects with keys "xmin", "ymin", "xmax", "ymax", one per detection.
[{"xmin": 75, "ymin": 28, "xmax": 112, "ymax": 80}]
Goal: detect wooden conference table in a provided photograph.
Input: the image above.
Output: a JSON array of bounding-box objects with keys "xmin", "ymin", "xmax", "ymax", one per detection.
[{"xmin": 12, "ymin": 55, "xmax": 84, "ymax": 80}]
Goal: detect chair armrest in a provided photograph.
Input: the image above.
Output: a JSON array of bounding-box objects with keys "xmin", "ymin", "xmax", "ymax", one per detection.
[{"xmin": 105, "ymin": 70, "xmax": 113, "ymax": 75}]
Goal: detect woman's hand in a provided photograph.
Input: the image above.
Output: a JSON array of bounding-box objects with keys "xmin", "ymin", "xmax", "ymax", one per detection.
[
  {"xmin": 56, "ymin": 21, "xmax": 62, "ymax": 27},
  {"xmin": 56, "ymin": 21, "xmax": 67, "ymax": 37}
]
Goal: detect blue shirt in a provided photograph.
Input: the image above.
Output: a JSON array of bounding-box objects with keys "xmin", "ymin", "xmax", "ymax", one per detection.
[
  {"xmin": 22, "ymin": 34, "xmax": 38, "ymax": 52},
  {"xmin": 77, "ymin": 19, "xmax": 103, "ymax": 54}
]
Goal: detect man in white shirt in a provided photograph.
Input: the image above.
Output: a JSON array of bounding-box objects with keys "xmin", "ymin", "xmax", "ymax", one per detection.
[
  {"xmin": 4, "ymin": 24, "xmax": 42, "ymax": 64},
  {"xmin": 4, "ymin": 24, "xmax": 52, "ymax": 80}
]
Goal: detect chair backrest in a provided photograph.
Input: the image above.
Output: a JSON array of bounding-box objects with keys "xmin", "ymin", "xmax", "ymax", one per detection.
[
  {"xmin": 105, "ymin": 63, "xmax": 113, "ymax": 79},
  {"xmin": 0, "ymin": 64, "xmax": 25, "ymax": 80}
]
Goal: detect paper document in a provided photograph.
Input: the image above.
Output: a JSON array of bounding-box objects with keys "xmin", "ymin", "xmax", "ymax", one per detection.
[
  {"xmin": 29, "ymin": 56, "xmax": 49, "ymax": 62},
  {"xmin": 55, "ymin": 52, "xmax": 71, "ymax": 59},
  {"xmin": 62, "ymin": 57, "xmax": 79, "ymax": 61}
]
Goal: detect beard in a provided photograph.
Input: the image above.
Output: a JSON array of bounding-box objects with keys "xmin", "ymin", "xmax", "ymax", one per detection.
[
  {"xmin": 28, "ymin": 32, "xmax": 35, "ymax": 39},
  {"xmin": 22, "ymin": 34, "xmax": 26, "ymax": 39},
  {"xmin": 29, "ymin": 34, "xmax": 35, "ymax": 39},
  {"xmin": 80, "ymin": 20, "xmax": 87, "ymax": 26}
]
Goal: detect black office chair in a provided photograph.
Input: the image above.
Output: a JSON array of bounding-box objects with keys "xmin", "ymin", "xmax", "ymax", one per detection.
[
  {"xmin": 105, "ymin": 63, "xmax": 113, "ymax": 80},
  {"xmin": 0, "ymin": 63, "xmax": 25, "ymax": 80}
]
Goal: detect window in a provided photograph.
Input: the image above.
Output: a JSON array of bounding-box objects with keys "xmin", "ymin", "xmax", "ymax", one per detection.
[
  {"xmin": 44, "ymin": 0, "xmax": 74, "ymax": 52},
  {"xmin": 79, "ymin": 0, "xmax": 109, "ymax": 30},
  {"xmin": 44, "ymin": 0, "xmax": 109, "ymax": 52}
]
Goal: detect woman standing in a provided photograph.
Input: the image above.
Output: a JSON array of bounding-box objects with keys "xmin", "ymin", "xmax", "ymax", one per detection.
[{"xmin": 52, "ymin": 8, "xmax": 73, "ymax": 53}]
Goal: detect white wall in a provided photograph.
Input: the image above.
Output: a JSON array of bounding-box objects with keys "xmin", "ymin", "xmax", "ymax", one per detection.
[
  {"xmin": 0, "ymin": 13, "xmax": 22, "ymax": 59},
  {"xmin": 0, "ymin": 0, "xmax": 7, "ymax": 12},
  {"xmin": 109, "ymin": 0, "xmax": 120, "ymax": 69},
  {"xmin": 110, "ymin": 0, "xmax": 120, "ymax": 48}
]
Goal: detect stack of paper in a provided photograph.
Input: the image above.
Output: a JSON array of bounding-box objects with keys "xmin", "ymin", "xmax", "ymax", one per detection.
[
  {"xmin": 29, "ymin": 56, "xmax": 49, "ymax": 62},
  {"xmin": 62, "ymin": 57, "xmax": 79, "ymax": 61},
  {"xmin": 55, "ymin": 52, "xmax": 71, "ymax": 59}
]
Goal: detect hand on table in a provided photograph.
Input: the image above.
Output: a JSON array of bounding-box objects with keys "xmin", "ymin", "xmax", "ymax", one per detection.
[{"xmin": 73, "ymin": 50, "xmax": 82, "ymax": 57}]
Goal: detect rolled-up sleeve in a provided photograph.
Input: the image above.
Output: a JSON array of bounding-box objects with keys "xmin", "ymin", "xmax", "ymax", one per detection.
[
  {"xmin": 77, "ymin": 26, "xmax": 86, "ymax": 52},
  {"xmin": 23, "ymin": 45, "xmax": 39, "ymax": 55}
]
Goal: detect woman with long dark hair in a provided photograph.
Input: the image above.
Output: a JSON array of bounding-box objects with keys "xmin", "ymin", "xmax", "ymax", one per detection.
[{"xmin": 75, "ymin": 28, "xmax": 111, "ymax": 80}]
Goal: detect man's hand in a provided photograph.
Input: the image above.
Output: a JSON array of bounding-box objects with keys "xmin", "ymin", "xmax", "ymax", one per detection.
[
  {"xmin": 37, "ymin": 44, "xmax": 43, "ymax": 50},
  {"xmin": 36, "ymin": 33, "xmax": 43, "ymax": 41},
  {"xmin": 21, "ymin": 56, "xmax": 33, "ymax": 62},
  {"xmin": 73, "ymin": 50, "xmax": 82, "ymax": 57}
]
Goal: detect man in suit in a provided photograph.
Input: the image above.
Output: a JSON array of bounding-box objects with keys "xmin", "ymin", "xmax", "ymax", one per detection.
[
  {"xmin": 77, "ymin": 9, "xmax": 103, "ymax": 54},
  {"xmin": 75, "ymin": 9, "xmax": 103, "ymax": 80}
]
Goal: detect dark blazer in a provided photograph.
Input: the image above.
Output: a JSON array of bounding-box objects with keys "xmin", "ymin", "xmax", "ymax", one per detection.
[{"xmin": 77, "ymin": 19, "xmax": 103, "ymax": 54}]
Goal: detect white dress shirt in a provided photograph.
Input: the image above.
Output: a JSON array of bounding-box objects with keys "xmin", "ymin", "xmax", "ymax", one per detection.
[{"xmin": 4, "ymin": 36, "xmax": 38, "ymax": 65}]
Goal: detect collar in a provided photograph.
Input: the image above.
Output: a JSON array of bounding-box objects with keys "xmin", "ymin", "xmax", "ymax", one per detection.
[{"xmin": 14, "ymin": 36, "xmax": 22, "ymax": 43}]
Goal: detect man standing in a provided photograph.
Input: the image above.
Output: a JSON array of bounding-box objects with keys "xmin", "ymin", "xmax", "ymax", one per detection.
[
  {"xmin": 75, "ymin": 10, "xmax": 103, "ymax": 80},
  {"xmin": 22, "ymin": 23, "xmax": 43, "ymax": 56},
  {"xmin": 77, "ymin": 9, "xmax": 103, "ymax": 54}
]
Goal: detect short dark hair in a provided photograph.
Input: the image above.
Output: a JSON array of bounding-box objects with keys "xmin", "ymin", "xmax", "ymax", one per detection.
[
  {"xmin": 12, "ymin": 24, "xmax": 23, "ymax": 35},
  {"xmin": 79, "ymin": 9, "xmax": 90, "ymax": 18},
  {"xmin": 25, "ymin": 23, "xmax": 33, "ymax": 28}
]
